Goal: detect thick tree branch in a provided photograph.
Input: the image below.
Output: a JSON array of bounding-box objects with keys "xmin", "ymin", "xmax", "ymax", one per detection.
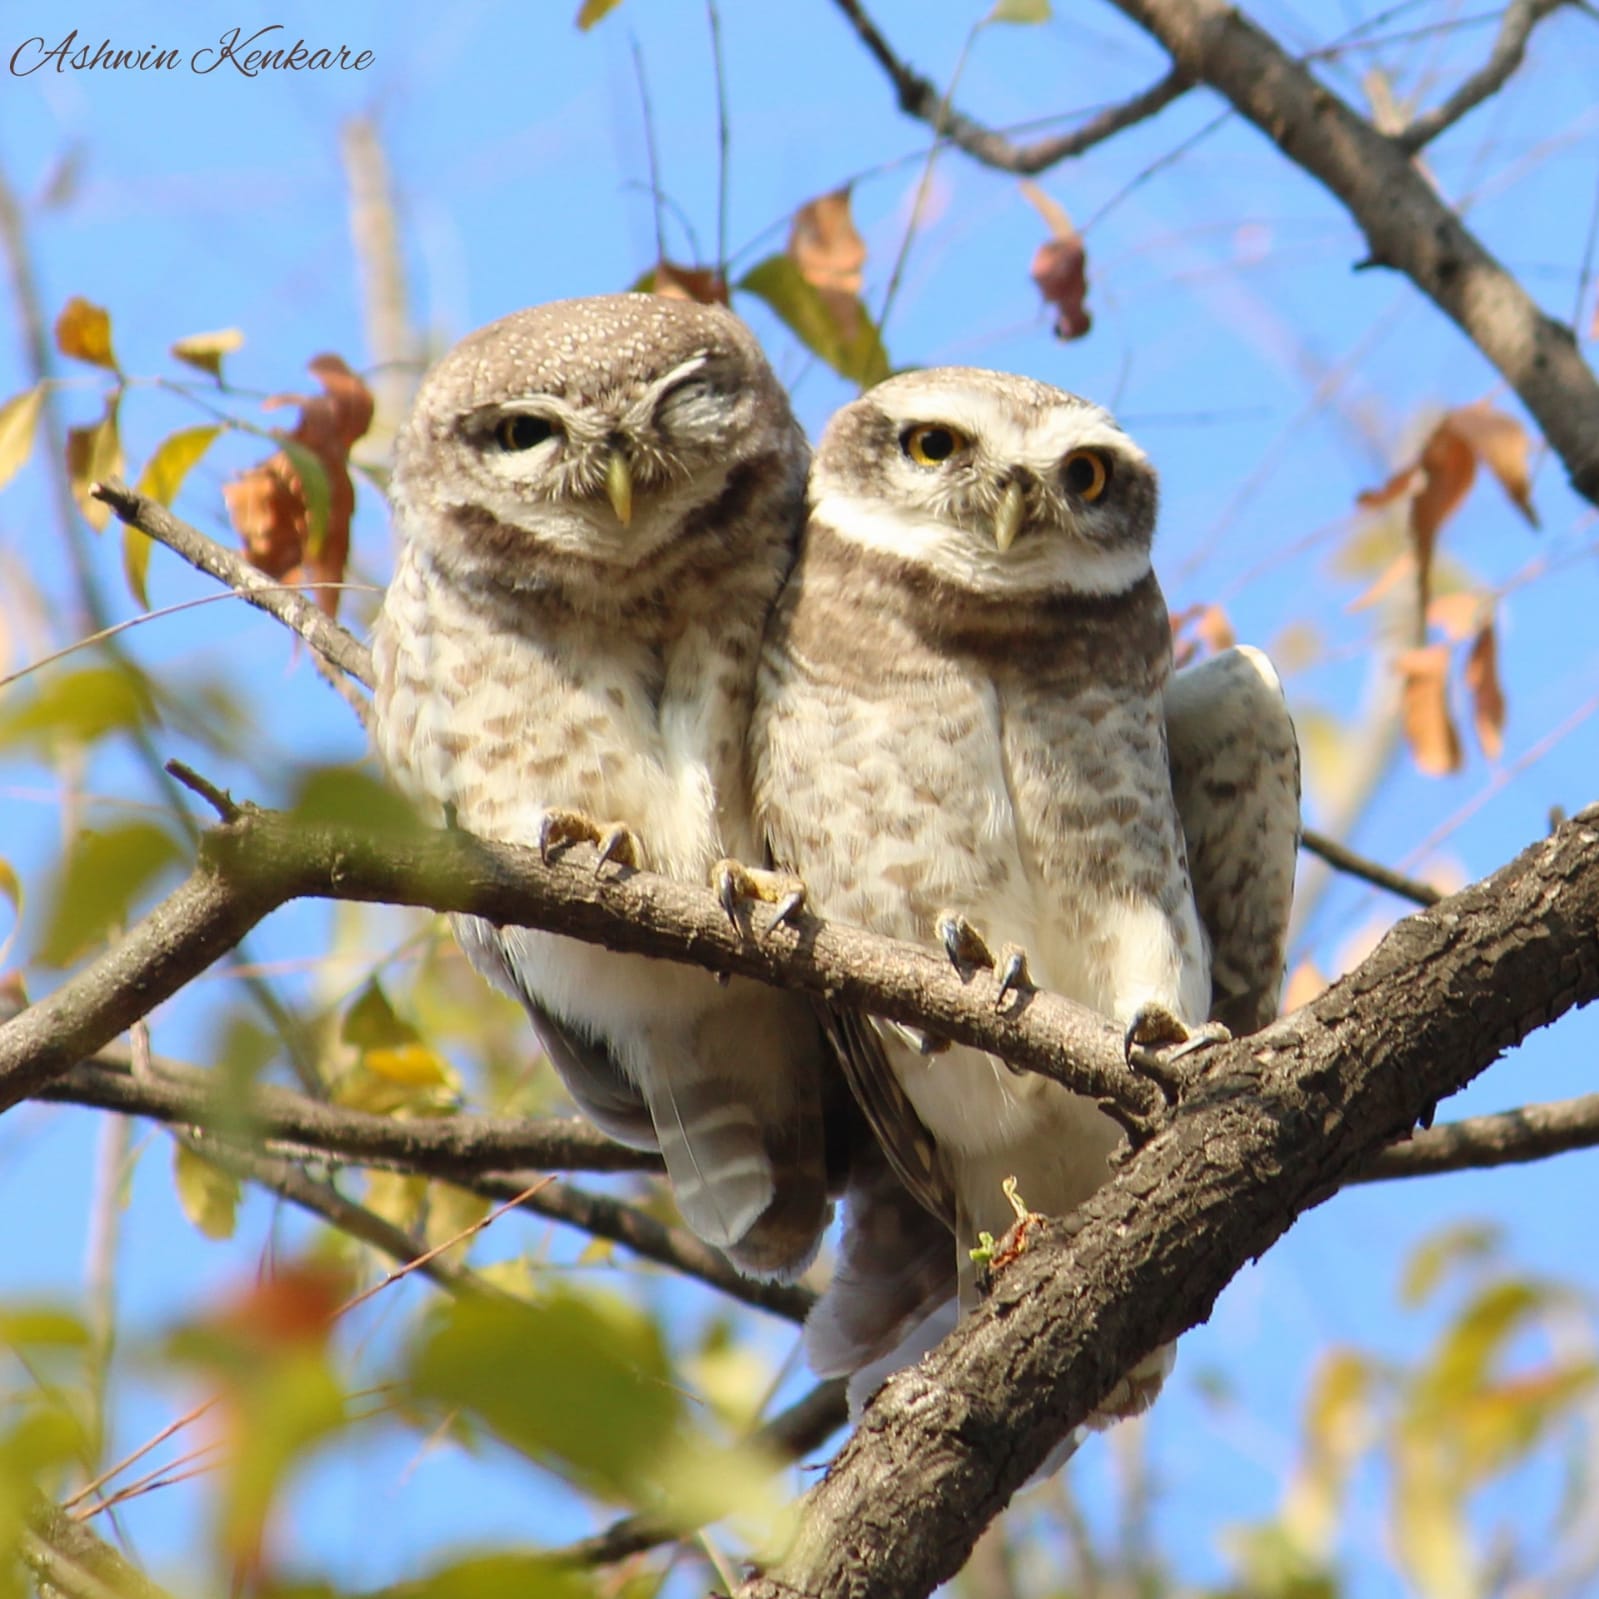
[
  {"xmin": 1100, "ymin": 0, "xmax": 1599, "ymax": 505},
  {"xmin": 0, "ymin": 806, "xmax": 1156, "ymax": 1127},
  {"xmin": 23, "ymin": 1497, "xmax": 176, "ymax": 1599},
  {"xmin": 829, "ymin": 0, "xmax": 1190, "ymax": 173},
  {"xmin": 735, "ymin": 805, "xmax": 1599, "ymax": 1599},
  {"xmin": 1395, "ymin": 0, "xmax": 1571, "ymax": 152}
]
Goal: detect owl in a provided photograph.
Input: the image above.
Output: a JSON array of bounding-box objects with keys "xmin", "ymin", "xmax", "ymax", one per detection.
[
  {"xmin": 754, "ymin": 367, "xmax": 1299, "ymax": 1419},
  {"xmin": 370, "ymin": 294, "xmax": 837, "ymax": 1279}
]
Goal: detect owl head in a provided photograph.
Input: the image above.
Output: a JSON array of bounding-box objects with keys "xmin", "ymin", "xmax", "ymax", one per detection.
[
  {"xmin": 810, "ymin": 367, "xmax": 1158, "ymax": 598},
  {"xmin": 391, "ymin": 294, "xmax": 803, "ymax": 579}
]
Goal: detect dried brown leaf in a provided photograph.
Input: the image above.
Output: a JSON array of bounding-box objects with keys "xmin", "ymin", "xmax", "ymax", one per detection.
[
  {"xmin": 1347, "ymin": 551, "xmax": 1415, "ymax": 613},
  {"xmin": 1410, "ymin": 422, "xmax": 1476, "ymax": 608},
  {"xmin": 1397, "ymin": 643, "xmax": 1463, "ymax": 777},
  {"xmin": 1022, "ymin": 181, "xmax": 1091, "ymax": 341},
  {"xmin": 1464, "ymin": 620, "xmax": 1506, "ymax": 761},
  {"xmin": 1355, "ymin": 463, "xmax": 1420, "ymax": 511},
  {"xmin": 791, "ymin": 189, "xmax": 867, "ymax": 300},
  {"xmin": 64, "ymin": 397, "xmax": 123, "ymax": 531},
  {"xmin": 1447, "ymin": 403, "xmax": 1538, "ymax": 527},
  {"xmin": 1425, "ymin": 591, "xmax": 1484, "ymax": 642},
  {"xmin": 225, "ymin": 355, "xmax": 372, "ymax": 617},
  {"xmin": 649, "ymin": 261, "xmax": 729, "ymax": 306},
  {"xmin": 1282, "ymin": 961, "xmax": 1329, "ymax": 1014}
]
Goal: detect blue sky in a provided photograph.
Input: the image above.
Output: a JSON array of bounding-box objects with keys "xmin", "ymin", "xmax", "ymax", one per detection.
[{"xmin": 1, "ymin": 0, "xmax": 1597, "ymax": 1592}]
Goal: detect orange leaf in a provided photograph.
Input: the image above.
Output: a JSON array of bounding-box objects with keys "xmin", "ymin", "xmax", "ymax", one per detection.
[
  {"xmin": 226, "ymin": 354, "xmax": 371, "ymax": 617},
  {"xmin": 1397, "ymin": 644, "xmax": 1463, "ymax": 776},
  {"xmin": 208, "ymin": 1262, "xmax": 350, "ymax": 1354},
  {"xmin": 1355, "ymin": 462, "xmax": 1420, "ymax": 511},
  {"xmin": 54, "ymin": 295, "xmax": 118, "ymax": 371},
  {"xmin": 649, "ymin": 261, "xmax": 729, "ymax": 305},
  {"xmin": 1410, "ymin": 421, "xmax": 1476, "ymax": 609},
  {"xmin": 1347, "ymin": 551, "xmax": 1415, "ymax": 613},
  {"xmin": 791, "ymin": 188, "xmax": 867, "ymax": 301},
  {"xmin": 1425, "ymin": 591, "xmax": 1484, "ymax": 642},
  {"xmin": 1464, "ymin": 619, "xmax": 1506, "ymax": 760},
  {"xmin": 1447, "ymin": 403, "xmax": 1538, "ymax": 528},
  {"xmin": 1021, "ymin": 181, "xmax": 1091, "ymax": 341},
  {"xmin": 1282, "ymin": 961, "xmax": 1328, "ymax": 1013}
]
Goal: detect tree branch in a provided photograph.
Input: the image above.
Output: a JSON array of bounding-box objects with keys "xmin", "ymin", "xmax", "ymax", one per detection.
[
  {"xmin": 734, "ymin": 804, "xmax": 1599, "ymax": 1599},
  {"xmin": 1395, "ymin": 0, "xmax": 1572, "ymax": 153},
  {"xmin": 1356, "ymin": 1090, "xmax": 1599, "ymax": 1180},
  {"xmin": 1099, "ymin": 0, "xmax": 1599, "ymax": 505},
  {"xmin": 91, "ymin": 478, "xmax": 376, "ymax": 691},
  {"xmin": 1299, "ymin": 827, "xmax": 1441, "ymax": 907},
  {"xmin": 828, "ymin": 0, "xmax": 1190, "ymax": 173},
  {"xmin": 0, "ymin": 807, "xmax": 1158, "ymax": 1128}
]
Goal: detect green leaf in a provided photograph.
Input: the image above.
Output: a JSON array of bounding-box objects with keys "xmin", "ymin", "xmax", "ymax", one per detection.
[
  {"xmin": 173, "ymin": 1143, "xmax": 241, "ymax": 1240},
  {"xmin": 0, "ymin": 664, "xmax": 158, "ymax": 755},
  {"xmin": 289, "ymin": 764, "xmax": 427, "ymax": 838},
  {"xmin": 0, "ymin": 1306, "xmax": 90, "ymax": 1350},
  {"xmin": 737, "ymin": 255, "xmax": 891, "ymax": 389},
  {"xmin": 575, "ymin": 0, "xmax": 625, "ymax": 28},
  {"xmin": 407, "ymin": 1290, "xmax": 682, "ymax": 1501},
  {"xmin": 125, "ymin": 424, "xmax": 221, "ymax": 605},
  {"xmin": 341, "ymin": 977, "xmax": 421, "ymax": 1050},
  {"xmin": 277, "ymin": 435, "xmax": 330, "ymax": 556},
  {"xmin": 0, "ymin": 387, "xmax": 44, "ymax": 491},
  {"xmin": 170, "ymin": 327, "xmax": 244, "ymax": 380},
  {"xmin": 990, "ymin": 0, "xmax": 1052, "ymax": 18},
  {"xmin": 380, "ymin": 1553, "xmax": 592, "ymax": 1599},
  {"xmin": 36, "ymin": 821, "xmax": 184, "ymax": 966}
]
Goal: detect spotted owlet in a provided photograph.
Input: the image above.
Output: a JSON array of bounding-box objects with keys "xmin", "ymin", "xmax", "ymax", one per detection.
[
  {"xmin": 753, "ymin": 367, "xmax": 1299, "ymax": 1418},
  {"xmin": 370, "ymin": 294, "xmax": 836, "ymax": 1279}
]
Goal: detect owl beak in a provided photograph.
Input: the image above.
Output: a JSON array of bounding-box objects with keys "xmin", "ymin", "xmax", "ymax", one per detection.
[
  {"xmin": 992, "ymin": 480, "xmax": 1026, "ymax": 553},
  {"xmin": 604, "ymin": 449, "xmax": 634, "ymax": 526}
]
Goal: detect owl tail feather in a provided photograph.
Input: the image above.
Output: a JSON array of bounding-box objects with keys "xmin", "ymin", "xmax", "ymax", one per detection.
[{"xmin": 805, "ymin": 1147, "xmax": 955, "ymax": 1379}]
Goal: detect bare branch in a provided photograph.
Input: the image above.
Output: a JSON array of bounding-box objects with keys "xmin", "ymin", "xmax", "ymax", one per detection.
[
  {"xmin": 1356, "ymin": 1090, "xmax": 1599, "ymax": 1179},
  {"xmin": 735, "ymin": 804, "xmax": 1599, "ymax": 1599},
  {"xmin": 1100, "ymin": 0, "xmax": 1599, "ymax": 506},
  {"xmin": 41, "ymin": 1054, "xmax": 658, "ymax": 1175},
  {"xmin": 1395, "ymin": 0, "xmax": 1572, "ymax": 153},
  {"xmin": 0, "ymin": 808, "xmax": 1157, "ymax": 1127},
  {"xmin": 90, "ymin": 477, "xmax": 376, "ymax": 692},
  {"xmin": 1299, "ymin": 827, "xmax": 1442, "ymax": 907},
  {"xmin": 552, "ymin": 1378, "xmax": 848, "ymax": 1567},
  {"xmin": 828, "ymin": 0, "xmax": 1189, "ymax": 173},
  {"xmin": 22, "ymin": 1497, "xmax": 176, "ymax": 1599}
]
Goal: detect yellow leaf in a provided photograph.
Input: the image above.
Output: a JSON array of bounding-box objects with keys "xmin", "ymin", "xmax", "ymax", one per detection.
[
  {"xmin": 0, "ymin": 858, "xmax": 20, "ymax": 968},
  {"xmin": 125, "ymin": 424, "xmax": 221, "ymax": 605},
  {"xmin": 0, "ymin": 387, "xmax": 44, "ymax": 491},
  {"xmin": 575, "ymin": 0, "xmax": 624, "ymax": 26},
  {"xmin": 365, "ymin": 1170, "xmax": 426, "ymax": 1234},
  {"xmin": 738, "ymin": 254, "xmax": 890, "ymax": 390},
  {"xmin": 424, "ymin": 1183, "xmax": 492, "ymax": 1257},
  {"xmin": 54, "ymin": 296, "xmax": 118, "ymax": 370},
  {"xmin": 1400, "ymin": 1222, "xmax": 1500, "ymax": 1308},
  {"xmin": 170, "ymin": 327, "xmax": 244, "ymax": 380},
  {"xmin": 364, "ymin": 1042, "xmax": 454, "ymax": 1088},
  {"xmin": 64, "ymin": 397, "xmax": 122, "ymax": 532},
  {"xmin": 173, "ymin": 1143, "xmax": 240, "ymax": 1240},
  {"xmin": 0, "ymin": 664, "xmax": 157, "ymax": 754},
  {"xmin": 991, "ymin": 0, "xmax": 1052, "ymax": 18}
]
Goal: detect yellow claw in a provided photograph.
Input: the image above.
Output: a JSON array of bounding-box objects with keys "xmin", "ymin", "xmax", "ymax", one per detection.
[
  {"xmin": 993, "ymin": 480, "xmax": 1025, "ymax": 552},
  {"xmin": 604, "ymin": 449, "xmax": 634, "ymax": 526}
]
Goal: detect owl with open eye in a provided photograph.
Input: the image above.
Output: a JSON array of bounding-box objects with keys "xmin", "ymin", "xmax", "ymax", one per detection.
[
  {"xmin": 754, "ymin": 367, "xmax": 1299, "ymax": 1420},
  {"xmin": 370, "ymin": 294, "xmax": 838, "ymax": 1279}
]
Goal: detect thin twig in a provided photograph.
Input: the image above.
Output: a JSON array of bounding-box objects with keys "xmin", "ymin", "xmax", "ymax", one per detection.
[
  {"xmin": 1299, "ymin": 827, "xmax": 1442, "ymax": 907},
  {"xmin": 551, "ymin": 1378, "xmax": 847, "ymax": 1566},
  {"xmin": 1395, "ymin": 0, "xmax": 1571, "ymax": 151},
  {"xmin": 828, "ymin": 0, "xmax": 1191, "ymax": 175},
  {"xmin": 91, "ymin": 478, "xmax": 375, "ymax": 690}
]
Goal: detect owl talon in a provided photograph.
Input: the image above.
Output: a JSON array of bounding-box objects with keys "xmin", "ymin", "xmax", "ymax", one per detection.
[
  {"xmin": 536, "ymin": 809, "xmax": 640, "ymax": 873},
  {"xmin": 593, "ymin": 822, "xmax": 640, "ymax": 875},
  {"xmin": 1124, "ymin": 1004, "xmax": 1232, "ymax": 1103},
  {"xmin": 712, "ymin": 859, "xmax": 808, "ymax": 935},
  {"xmin": 936, "ymin": 911, "xmax": 994, "ymax": 977},
  {"xmin": 993, "ymin": 944, "xmax": 1033, "ymax": 1010}
]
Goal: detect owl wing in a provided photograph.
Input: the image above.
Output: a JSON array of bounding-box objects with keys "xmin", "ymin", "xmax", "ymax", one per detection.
[{"xmin": 1165, "ymin": 646, "xmax": 1301, "ymax": 1035}]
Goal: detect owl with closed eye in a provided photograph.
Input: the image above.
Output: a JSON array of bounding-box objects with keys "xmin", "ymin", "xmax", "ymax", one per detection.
[
  {"xmin": 370, "ymin": 294, "xmax": 840, "ymax": 1279},
  {"xmin": 755, "ymin": 367, "xmax": 1298, "ymax": 1426}
]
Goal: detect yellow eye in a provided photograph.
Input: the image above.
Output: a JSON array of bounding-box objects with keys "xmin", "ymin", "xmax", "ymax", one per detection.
[
  {"xmin": 494, "ymin": 414, "xmax": 555, "ymax": 452},
  {"xmin": 1062, "ymin": 448, "xmax": 1111, "ymax": 502},
  {"xmin": 902, "ymin": 424, "xmax": 969, "ymax": 467}
]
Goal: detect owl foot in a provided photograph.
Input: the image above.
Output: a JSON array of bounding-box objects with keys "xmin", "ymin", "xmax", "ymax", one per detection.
[
  {"xmin": 536, "ymin": 809, "xmax": 641, "ymax": 875},
  {"xmin": 711, "ymin": 859, "xmax": 807, "ymax": 934},
  {"xmin": 1123, "ymin": 1003, "xmax": 1231, "ymax": 1104},
  {"xmin": 934, "ymin": 913, "xmax": 1033, "ymax": 1011}
]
